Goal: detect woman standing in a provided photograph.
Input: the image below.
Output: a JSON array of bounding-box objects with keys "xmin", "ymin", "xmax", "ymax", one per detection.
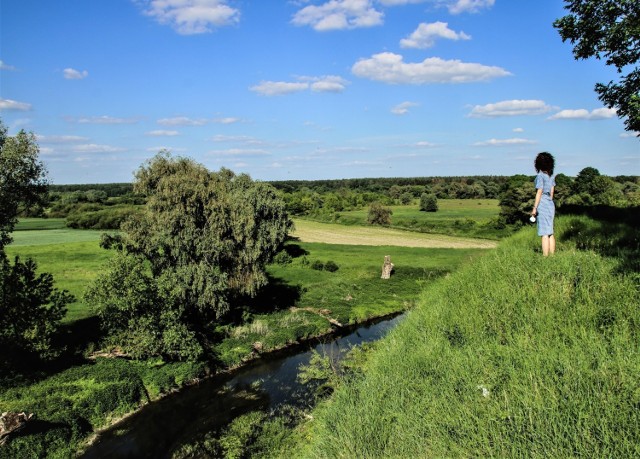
[{"xmin": 531, "ymin": 152, "xmax": 556, "ymax": 256}]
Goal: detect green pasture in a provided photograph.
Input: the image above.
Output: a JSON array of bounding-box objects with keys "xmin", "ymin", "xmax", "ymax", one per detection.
[
  {"xmin": 6, "ymin": 223, "xmax": 110, "ymax": 322},
  {"xmin": 312, "ymin": 199, "xmax": 508, "ymax": 239}
]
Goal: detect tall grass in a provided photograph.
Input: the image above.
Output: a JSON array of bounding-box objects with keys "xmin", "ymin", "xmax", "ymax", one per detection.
[{"xmin": 293, "ymin": 216, "xmax": 640, "ymax": 458}]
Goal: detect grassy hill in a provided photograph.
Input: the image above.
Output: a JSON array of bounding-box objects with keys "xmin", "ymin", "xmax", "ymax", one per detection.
[{"xmin": 286, "ymin": 214, "xmax": 640, "ymax": 458}]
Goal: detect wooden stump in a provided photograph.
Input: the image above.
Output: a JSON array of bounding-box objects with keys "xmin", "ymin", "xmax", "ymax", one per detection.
[{"xmin": 381, "ymin": 255, "xmax": 394, "ymax": 279}]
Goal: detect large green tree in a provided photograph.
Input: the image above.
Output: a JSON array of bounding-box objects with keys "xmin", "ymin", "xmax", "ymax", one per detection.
[
  {"xmin": 554, "ymin": 0, "xmax": 640, "ymax": 133},
  {"xmin": 87, "ymin": 153, "xmax": 293, "ymax": 360}
]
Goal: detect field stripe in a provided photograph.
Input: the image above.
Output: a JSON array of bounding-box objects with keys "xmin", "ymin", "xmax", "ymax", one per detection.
[{"xmin": 291, "ymin": 220, "xmax": 497, "ymax": 249}]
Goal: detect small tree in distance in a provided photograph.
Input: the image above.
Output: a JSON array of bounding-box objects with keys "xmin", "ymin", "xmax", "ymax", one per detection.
[
  {"xmin": 419, "ymin": 193, "xmax": 438, "ymax": 212},
  {"xmin": 367, "ymin": 202, "xmax": 392, "ymax": 226}
]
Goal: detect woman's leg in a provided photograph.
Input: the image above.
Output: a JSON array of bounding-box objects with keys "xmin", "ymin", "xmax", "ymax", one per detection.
[
  {"xmin": 549, "ymin": 235, "xmax": 555, "ymax": 255},
  {"xmin": 541, "ymin": 235, "xmax": 550, "ymax": 256}
]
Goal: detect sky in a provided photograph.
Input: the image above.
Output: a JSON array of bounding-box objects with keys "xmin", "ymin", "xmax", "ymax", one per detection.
[{"xmin": 1, "ymin": 0, "xmax": 638, "ymax": 184}]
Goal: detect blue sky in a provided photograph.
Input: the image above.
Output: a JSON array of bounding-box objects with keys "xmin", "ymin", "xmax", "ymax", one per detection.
[{"xmin": 1, "ymin": 0, "xmax": 638, "ymax": 184}]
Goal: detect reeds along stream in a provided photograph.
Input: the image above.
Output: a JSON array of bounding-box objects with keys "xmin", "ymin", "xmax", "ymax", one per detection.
[{"xmin": 81, "ymin": 313, "xmax": 406, "ymax": 458}]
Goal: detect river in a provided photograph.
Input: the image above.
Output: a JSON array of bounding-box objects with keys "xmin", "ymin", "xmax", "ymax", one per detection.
[{"xmin": 81, "ymin": 313, "xmax": 405, "ymax": 458}]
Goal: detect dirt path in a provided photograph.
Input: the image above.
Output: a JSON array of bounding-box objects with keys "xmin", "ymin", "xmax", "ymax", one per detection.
[{"xmin": 291, "ymin": 220, "xmax": 498, "ymax": 249}]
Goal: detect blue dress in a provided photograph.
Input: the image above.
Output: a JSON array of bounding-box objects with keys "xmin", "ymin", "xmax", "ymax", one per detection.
[{"xmin": 535, "ymin": 172, "xmax": 555, "ymax": 236}]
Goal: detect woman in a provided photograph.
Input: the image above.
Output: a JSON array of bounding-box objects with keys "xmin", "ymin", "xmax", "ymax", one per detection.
[{"xmin": 531, "ymin": 152, "xmax": 556, "ymax": 256}]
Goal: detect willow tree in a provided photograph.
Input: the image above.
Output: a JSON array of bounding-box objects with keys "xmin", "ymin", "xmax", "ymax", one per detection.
[{"xmin": 87, "ymin": 153, "xmax": 293, "ymax": 360}]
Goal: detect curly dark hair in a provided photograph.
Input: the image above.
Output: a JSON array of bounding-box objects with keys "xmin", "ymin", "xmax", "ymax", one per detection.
[{"xmin": 534, "ymin": 152, "xmax": 555, "ymax": 175}]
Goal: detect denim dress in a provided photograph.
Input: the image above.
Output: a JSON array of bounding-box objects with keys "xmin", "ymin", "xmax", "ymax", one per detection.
[{"xmin": 535, "ymin": 172, "xmax": 555, "ymax": 236}]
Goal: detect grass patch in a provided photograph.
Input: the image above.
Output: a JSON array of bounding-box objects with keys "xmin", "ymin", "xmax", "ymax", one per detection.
[
  {"xmin": 14, "ymin": 218, "xmax": 68, "ymax": 231},
  {"xmin": 289, "ymin": 215, "xmax": 640, "ymax": 458}
]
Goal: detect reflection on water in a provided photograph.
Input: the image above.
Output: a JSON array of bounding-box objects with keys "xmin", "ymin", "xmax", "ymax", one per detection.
[{"xmin": 82, "ymin": 314, "xmax": 405, "ymax": 458}]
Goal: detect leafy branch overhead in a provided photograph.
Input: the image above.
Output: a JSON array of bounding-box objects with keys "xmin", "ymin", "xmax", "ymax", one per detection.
[{"xmin": 554, "ymin": 0, "xmax": 640, "ymax": 133}]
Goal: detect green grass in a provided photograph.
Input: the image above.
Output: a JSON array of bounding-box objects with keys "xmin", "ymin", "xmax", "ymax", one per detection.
[
  {"xmin": 287, "ymin": 215, "xmax": 640, "ymax": 458},
  {"xmin": 6, "ymin": 237, "xmax": 112, "ymax": 322},
  {"xmin": 14, "ymin": 218, "xmax": 68, "ymax": 230},
  {"xmin": 310, "ymin": 199, "xmax": 509, "ymax": 239},
  {"xmin": 212, "ymin": 241, "xmax": 485, "ymax": 366}
]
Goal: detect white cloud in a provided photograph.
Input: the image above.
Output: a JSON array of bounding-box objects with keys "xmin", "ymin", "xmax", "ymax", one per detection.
[
  {"xmin": 400, "ymin": 21, "xmax": 470, "ymax": 49},
  {"xmin": 469, "ymin": 100, "xmax": 552, "ymax": 117},
  {"xmin": 309, "ymin": 75, "xmax": 349, "ymax": 92},
  {"xmin": 548, "ymin": 107, "xmax": 617, "ymax": 120},
  {"xmin": 414, "ymin": 140, "xmax": 437, "ymax": 147},
  {"xmin": 146, "ymin": 146, "xmax": 187, "ymax": 152},
  {"xmin": 63, "ymin": 68, "xmax": 88, "ymax": 79},
  {"xmin": 620, "ymin": 131, "xmax": 639, "ymax": 138},
  {"xmin": 146, "ymin": 130, "xmax": 180, "ymax": 136},
  {"xmin": 250, "ymin": 81, "xmax": 309, "ymax": 96},
  {"xmin": 213, "ymin": 117, "xmax": 242, "ymax": 124},
  {"xmin": 157, "ymin": 116, "xmax": 208, "ymax": 126},
  {"xmin": 352, "ymin": 52, "xmax": 510, "ymax": 84},
  {"xmin": 391, "ymin": 101, "xmax": 419, "ymax": 115},
  {"xmin": 474, "ymin": 138, "xmax": 537, "ymax": 147},
  {"xmin": 73, "ymin": 115, "xmax": 139, "ymax": 124},
  {"xmin": 447, "ymin": 0, "xmax": 495, "ymax": 14},
  {"xmin": 0, "ymin": 61, "xmax": 17, "ymax": 71},
  {"xmin": 0, "ymin": 98, "xmax": 32, "ymax": 111},
  {"xmin": 211, "ymin": 135, "xmax": 264, "ymax": 145},
  {"xmin": 512, "ymin": 127, "xmax": 524, "ymax": 133},
  {"xmin": 292, "ymin": 0, "xmax": 384, "ymax": 31},
  {"xmin": 36, "ymin": 135, "xmax": 89, "ymax": 143},
  {"xmin": 71, "ymin": 144, "xmax": 127, "ymax": 153},
  {"xmin": 140, "ymin": 0, "xmax": 240, "ymax": 35}
]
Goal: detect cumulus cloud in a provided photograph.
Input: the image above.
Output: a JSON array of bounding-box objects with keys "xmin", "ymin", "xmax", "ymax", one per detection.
[
  {"xmin": 157, "ymin": 116, "xmax": 209, "ymax": 126},
  {"xmin": 414, "ymin": 140, "xmax": 437, "ymax": 147},
  {"xmin": 213, "ymin": 117, "xmax": 242, "ymax": 124},
  {"xmin": 146, "ymin": 130, "xmax": 180, "ymax": 136},
  {"xmin": 620, "ymin": 131, "xmax": 639, "ymax": 138},
  {"xmin": 548, "ymin": 107, "xmax": 617, "ymax": 120},
  {"xmin": 250, "ymin": 75, "xmax": 348, "ymax": 96},
  {"xmin": 352, "ymin": 52, "xmax": 510, "ymax": 84},
  {"xmin": 208, "ymin": 148, "xmax": 270, "ymax": 157},
  {"xmin": 447, "ymin": 0, "xmax": 495, "ymax": 14},
  {"xmin": 468, "ymin": 100, "xmax": 552, "ymax": 117},
  {"xmin": 512, "ymin": 127, "xmax": 524, "ymax": 133},
  {"xmin": 391, "ymin": 101, "xmax": 419, "ymax": 115},
  {"xmin": 400, "ymin": 21, "xmax": 470, "ymax": 49},
  {"xmin": 292, "ymin": 0, "xmax": 384, "ymax": 31},
  {"xmin": 139, "ymin": 0, "xmax": 240, "ymax": 34},
  {"xmin": 0, "ymin": 98, "xmax": 32, "ymax": 111},
  {"xmin": 63, "ymin": 68, "xmax": 88, "ymax": 79},
  {"xmin": 474, "ymin": 138, "xmax": 537, "ymax": 147}
]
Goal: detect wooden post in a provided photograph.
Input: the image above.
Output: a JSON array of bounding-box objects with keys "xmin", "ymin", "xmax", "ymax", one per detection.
[{"xmin": 381, "ymin": 255, "xmax": 394, "ymax": 279}]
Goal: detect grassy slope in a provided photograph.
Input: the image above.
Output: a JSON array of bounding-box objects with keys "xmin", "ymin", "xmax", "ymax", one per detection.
[{"xmin": 290, "ymin": 216, "xmax": 640, "ymax": 458}]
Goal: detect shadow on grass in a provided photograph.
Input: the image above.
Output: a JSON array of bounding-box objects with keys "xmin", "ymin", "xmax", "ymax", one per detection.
[
  {"xmin": 558, "ymin": 204, "xmax": 640, "ymax": 274},
  {"xmin": 227, "ymin": 274, "xmax": 302, "ymax": 324}
]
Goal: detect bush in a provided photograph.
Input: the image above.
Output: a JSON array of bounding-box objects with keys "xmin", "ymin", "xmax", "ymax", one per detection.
[
  {"xmin": 324, "ymin": 261, "xmax": 339, "ymax": 272},
  {"xmin": 311, "ymin": 260, "xmax": 325, "ymax": 271},
  {"xmin": 367, "ymin": 202, "xmax": 392, "ymax": 226},
  {"xmin": 419, "ymin": 193, "xmax": 438, "ymax": 212}
]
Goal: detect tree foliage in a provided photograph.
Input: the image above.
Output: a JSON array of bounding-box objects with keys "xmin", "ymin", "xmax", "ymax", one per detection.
[
  {"xmin": 0, "ymin": 123, "xmax": 49, "ymax": 249},
  {"xmin": 554, "ymin": 0, "xmax": 640, "ymax": 133},
  {"xmin": 419, "ymin": 193, "xmax": 439, "ymax": 212},
  {"xmin": 0, "ymin": 120, "xmax": 71, "ymax": 370},
  {"xmin": 367, "ymin": 202, "xmax": 392, "ymax": 226},
  {"xmin": 87, "ymin": 153, "xmax": 293, "ymax": 360}
]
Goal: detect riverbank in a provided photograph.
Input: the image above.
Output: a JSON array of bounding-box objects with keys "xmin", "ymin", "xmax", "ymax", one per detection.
[{"xmin": 284, "ymin": 214, "xmax": 640, "ymax": 457}]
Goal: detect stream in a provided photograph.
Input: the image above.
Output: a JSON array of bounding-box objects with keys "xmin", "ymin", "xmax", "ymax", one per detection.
[{"xmin": 81, "ymin": 313, "xmax": 405, "ymax": 458}]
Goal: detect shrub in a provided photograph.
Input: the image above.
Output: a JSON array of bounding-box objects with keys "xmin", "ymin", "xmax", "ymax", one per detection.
[
  {"xmin": 419, "ymin": 193, "xmax": 438, "ymax": 212},
  {"xmin": 367, "ymin": 202, "xmax": 392, "ymax": 226},
  {"xmin": 324, "ymin": 261, "xmax": 339, "ymax": 272},
  {"xmin": 311, "ymin": 260, "xmax": 325, "ymax": 271}
]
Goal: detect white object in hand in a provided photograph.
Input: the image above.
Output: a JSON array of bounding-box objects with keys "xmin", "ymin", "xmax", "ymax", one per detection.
[{"xmin": 529, "ymin": 216, "xmax": 536, "ymax": 223}]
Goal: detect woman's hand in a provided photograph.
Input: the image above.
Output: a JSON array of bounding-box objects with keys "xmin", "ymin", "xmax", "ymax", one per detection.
[{"xmin": 532, "ymin": 207, "xmax": 537, "ymax": 216}]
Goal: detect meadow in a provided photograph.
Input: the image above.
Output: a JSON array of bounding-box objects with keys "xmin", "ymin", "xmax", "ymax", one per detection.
[{"xmin": 309, "ymin": 199, "xmax": 509, "ymax": 239}]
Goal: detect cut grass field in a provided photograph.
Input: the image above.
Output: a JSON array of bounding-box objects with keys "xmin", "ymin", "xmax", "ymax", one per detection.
[{"xmin": 292, "ymin": 219, "xmax": 497, "ymax": 249}]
